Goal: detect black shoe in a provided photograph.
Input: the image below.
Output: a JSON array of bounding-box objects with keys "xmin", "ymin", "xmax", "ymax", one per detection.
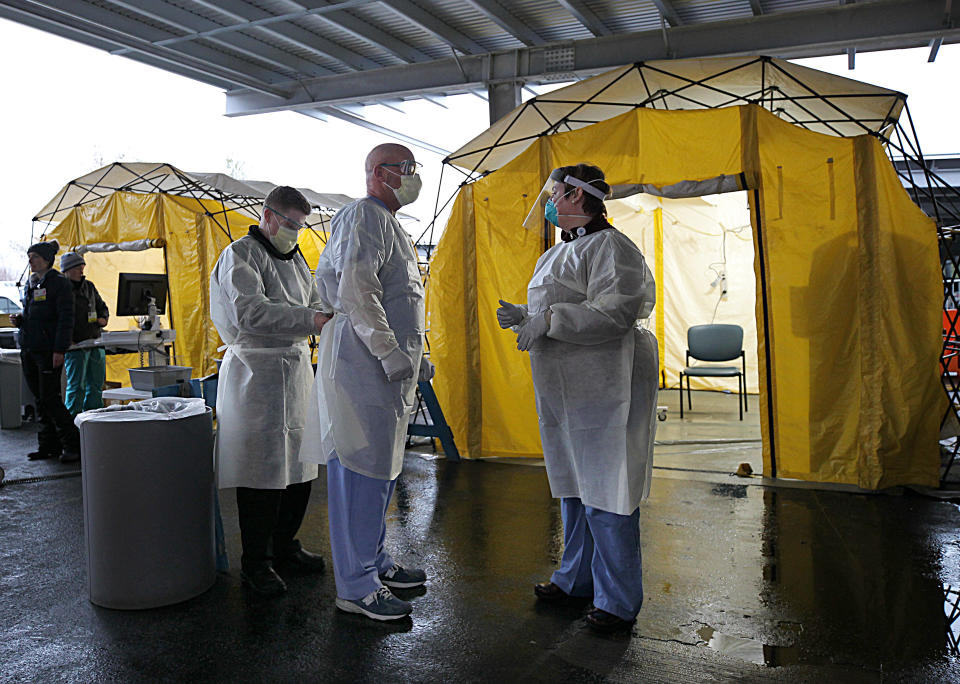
[
  {"xmin": 241, "ymin": 565, "xmax": 287, "ymax": 596},
  {"xmin": 275, "ymin": 548, "xmax": 326, "ymax": 574},
  {"xmin": 59, "ymin": 450, "xmax": 80, "ymax": 463},
  {"xmin": 584, "ymin": 607, "xmax": 635, "ymax": 633},
  {"xmin": 534, "ymin": 581, "xmax": 572, "ymax": 601},
  {"xmin": 28, "ymin": 450, "xmax": 59, "ymax": 461}
]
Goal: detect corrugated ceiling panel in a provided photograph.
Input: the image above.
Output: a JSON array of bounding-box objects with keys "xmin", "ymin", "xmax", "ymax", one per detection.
[
  {"xmin": 194, "ymin": 35, "xmax": 297, "ymax": 80},
  {"xmin": 86, "ymin": 0, "xmax": 182, "ymax": 37},
  {"xmin": 241, "ymin": 27, "xmax": 349, "ymax": 76},
  {"xmin": 762, "ymin": 0, "xmax": 837, "ymax": 13},
  {"xmin": 296, "ymin": 13, "xmax": 404, "ymax": 67},
  {"xmin": 416, "ymin": 0, "xmax": 530, "ymax": 50},
  {"xmin": 589, "ymin": 0, "xmax": 666, "ymax": 33},
  {"xmin": 675, "ymin": 0, "xmax": 754, "ymax": 24},
  {"xmin": 347, "ymin": 2, "xmax": 452, "ymax": 60},
  {"xmin": 505, "ymin": 0, "xmax": 594, "ymax": 42},
  {"xmin": 166, "ymin": 0, "xmax": 236, "ymax": 26}
]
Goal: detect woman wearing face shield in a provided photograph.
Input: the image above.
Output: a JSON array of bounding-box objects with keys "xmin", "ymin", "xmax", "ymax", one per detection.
[{"xmin": 497, "ymin": 163, "xmax": 658, "ymax": 633}]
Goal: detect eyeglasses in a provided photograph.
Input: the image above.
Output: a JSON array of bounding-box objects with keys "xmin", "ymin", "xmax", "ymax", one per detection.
[
  {"xmin": 380, "ymin": 160, "xmax": 422, "ymax": 175},
  {"xmin": 266, "ymin": 205, "xmax": 307, "ymax": 231}
]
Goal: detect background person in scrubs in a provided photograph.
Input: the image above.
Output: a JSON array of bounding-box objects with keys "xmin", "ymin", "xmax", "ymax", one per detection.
[
  {"xmin": 60, "ymin": 251, "xmax": 109, "ymax": 416},
  {"xmin": 498, "ymin": 163, "xmax": 658, "ymax": 633}
]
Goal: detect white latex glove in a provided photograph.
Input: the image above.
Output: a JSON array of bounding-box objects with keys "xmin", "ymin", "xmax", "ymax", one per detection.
[
  {"xmin": 516, "ymin": 311, "xmax": 550, "ymax": 352},
  {"xmin": 418, "ymin": 355, "xmax": 435, "ymax": 382},
  {"xmin": 497, "ymin": 300, "xmax": 525, "ymax": 329},
  {"xmin": 381, "ymin": 347, "xmax": 415, "ymax": 382}
]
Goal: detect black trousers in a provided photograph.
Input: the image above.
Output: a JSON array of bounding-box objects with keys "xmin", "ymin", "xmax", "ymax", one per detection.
[
  {"xmin": 236, "ymin": 480, "xmax": 312, "ymax": 571},
  {"xmin": 21, "ymin": 350, "xmax": 80, "ymax": 455}
]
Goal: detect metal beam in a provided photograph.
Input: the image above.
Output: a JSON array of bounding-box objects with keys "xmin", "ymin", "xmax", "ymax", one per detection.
[
  {"xmin": 2, "ymin": 0, "xmax": 288, "ymax": 96},
  {"xmin": 380, "ymin": 0, "xmax": 487, "ymax": 53},
  {"xmin": 295, "ymin": 0, "xmax": 431, "ymax": 62},
  {"xmin": 299, "ymin": 108, "xmax": 451, "ymax": 156},
  {"xmin": 0, "ymin": 2, "xmax": 236, "ymax": 91},
  {"xmin": 111, "ymin": 0, "xmax": 382, "ymax": 71},
  {"xmin": 847, "ymin": 46, "xmax": 855, "ymax": 69},
  {"xmin": 102, "ymin": 0, "xmax": 334, "ymax": 78},
  {"xmin": 227, "ymin": 0, "xmax": 959, "ymax": 115},
  {"xmin": 651, "ymin": 0, "xmax": 684, "ymax": 27},
  {"xmin": 748, "ymin": 0, "xmax": 765, "ymax": 16},
  {"xmin": 929, "ymin": 36, "xmax": 943, "ymax": 61},
  {"xmin": 31, "ymin": 0, "xmax": 292, "ymax": 85},
  {"xmin": 554, "ymin": 0, "xmax": 613, "ymax": 36},
  {"xmin": 463, "ymin": 0, "xmax": 547, "ymax": 46},
  {"xmin": 198, "ymin": 0, "xmax": 427, "ymax": 64},
  {"xmin": 488, "ymin": 81, "xmax": 521, "ymax": 123},
  {"xmin": 139, "ymin": 0, "xmax": 380, "ymax": 46}
]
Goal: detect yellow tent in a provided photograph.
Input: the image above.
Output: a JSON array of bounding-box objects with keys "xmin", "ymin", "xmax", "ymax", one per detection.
[
  {"xmin": 38, "ymin": 163, "xmax": 343, "ymax": 383},
  {"xmin": 428, "ymin": 57, "xmax": 944, "ymax": 489}
]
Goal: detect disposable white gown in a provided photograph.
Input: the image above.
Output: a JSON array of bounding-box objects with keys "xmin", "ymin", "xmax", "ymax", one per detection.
[
  {"xmin": 525, "ymin": 229, "xmax": 659, "ymax": 515},
  {"xmin": 300, "ymin": 198, "xmax": 425, "ymax": 481},
  {"xmin": 209, "ymin": 234, "xmax": 321, "ymax": 489}
]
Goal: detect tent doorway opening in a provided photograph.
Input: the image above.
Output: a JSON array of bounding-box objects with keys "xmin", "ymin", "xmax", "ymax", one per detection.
[{"xmin": 603, "ymin": 190, "xmax": 761, "ymax": 419}]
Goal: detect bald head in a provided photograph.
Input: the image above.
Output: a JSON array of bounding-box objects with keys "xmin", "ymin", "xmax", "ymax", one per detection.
[
  {"xmin": 365, "ymin": 143, "xmax": 415, "ymax": 213},
  {"xmin": 365, "ymin": 143, "xmax": 413, "ymax": 174}
]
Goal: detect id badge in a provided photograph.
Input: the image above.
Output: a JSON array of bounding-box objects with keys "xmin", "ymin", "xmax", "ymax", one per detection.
[
  {"xmin": 88, "ymin": 313, "xmax": 99, "ymax": 323},
  {"xmin": 34, "ymin": 288, "xmax": 46, "ymax": 302}
]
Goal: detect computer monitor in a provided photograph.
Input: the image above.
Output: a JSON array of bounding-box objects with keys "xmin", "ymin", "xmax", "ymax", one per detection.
[{"xmin": 116, "ymin": 273, "xmax": 168, "ymax": 316}]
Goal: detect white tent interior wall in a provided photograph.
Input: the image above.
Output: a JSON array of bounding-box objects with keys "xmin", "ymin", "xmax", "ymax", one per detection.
[{"xmin": 606, "ymin": 191, "xmax": 759, "ymax": 394}]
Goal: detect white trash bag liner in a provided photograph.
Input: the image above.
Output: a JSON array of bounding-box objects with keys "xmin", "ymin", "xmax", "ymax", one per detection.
[{"xmin": 75, "ymin": 397, "xmax": 207, "ymax": 426}]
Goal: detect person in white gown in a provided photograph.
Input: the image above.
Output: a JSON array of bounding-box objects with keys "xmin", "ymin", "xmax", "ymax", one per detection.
[
  {"xmin": 210, "ymin": 186, "xmax": 330, "ymax": 596},
  {"xmin": 498, "ymin": 163, "xmax": 659, "ymax": 633},
  {"xmin": 301, "ymin": 143, "xmax": 434, "ymax": 622}
]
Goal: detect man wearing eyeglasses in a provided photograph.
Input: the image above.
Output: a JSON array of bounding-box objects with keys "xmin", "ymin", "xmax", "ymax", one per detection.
[
  {"xmin": 210, "ymin": 185, "xmax": 331, "ymax": 597},
  {"xmin": 301, "ymin": 143, "xmax": 434, "ymax": 621}
]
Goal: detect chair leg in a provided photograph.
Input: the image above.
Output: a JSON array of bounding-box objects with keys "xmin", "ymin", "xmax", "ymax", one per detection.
[
  {"xmin": 738, "ymin": 374, "xmax": 743, "ymax": 421},
  {"xmin": 679, "ymin": 373, "xmax": 684, "ymax": 418},
  {"xmin": 686, "ymin": 375, "xmax": 692, "ymax": 410}
]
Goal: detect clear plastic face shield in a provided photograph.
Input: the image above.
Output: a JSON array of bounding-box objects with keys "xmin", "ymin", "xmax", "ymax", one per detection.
[
  {"xmin": 521, "ymin": 168, "xmax": 609, "ymax": 231},
  {"xmin": 522, "ymin": 168, "xmax": 566, "ymax": 232}
]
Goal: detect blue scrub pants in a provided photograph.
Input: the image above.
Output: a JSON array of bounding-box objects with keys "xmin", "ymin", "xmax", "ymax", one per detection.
[
  {"xmin": 64, "ymin": 347, "xmax": 106, "ymax": 416},
  {"xmin": 550, "ymin": 497, "xmax": 644, "ymax": 621},
  {"xmin": 326, "ymin": 457, "xmax": 397, "ymax": 600}
]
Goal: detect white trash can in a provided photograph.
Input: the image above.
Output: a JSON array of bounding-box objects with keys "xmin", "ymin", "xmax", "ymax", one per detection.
[{"xmin": 76, "ymin": 397, "xmax": 215, "ymax": 609}]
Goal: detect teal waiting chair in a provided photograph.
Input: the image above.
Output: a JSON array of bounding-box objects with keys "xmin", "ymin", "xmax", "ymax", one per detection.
[{"xmin": 679, "ymin": 324, "xmax": 747, "ymax": 420}]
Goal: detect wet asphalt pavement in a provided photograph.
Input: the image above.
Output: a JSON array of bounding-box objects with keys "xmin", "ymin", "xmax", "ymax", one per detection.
[{"xmin": 2, "ymin": 390, "xmax": 960, "ymax": 682}]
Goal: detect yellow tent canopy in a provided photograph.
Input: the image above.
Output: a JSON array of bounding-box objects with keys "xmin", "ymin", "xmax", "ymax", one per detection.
[
  {"xmin": 428, "ymin": 57, "xmax": 944, "ymax": 490},
  {"xmin": 39, "ymin": 162, "xmax": 342, "ymax": 383}
]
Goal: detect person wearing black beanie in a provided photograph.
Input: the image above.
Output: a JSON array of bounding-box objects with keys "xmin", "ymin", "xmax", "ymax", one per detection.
[{"xmin": 12, "ymin": 239, "xmax": 81, "ymax": 462}]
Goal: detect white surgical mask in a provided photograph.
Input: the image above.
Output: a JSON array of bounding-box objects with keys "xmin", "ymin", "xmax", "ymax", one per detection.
[
  {"xmin": 269, "ymin": 224, "xmax": 299, "ymax": 253},
  {"xmin": 391, "ymin": 173, "xmax": 422, "ymax": 206}
]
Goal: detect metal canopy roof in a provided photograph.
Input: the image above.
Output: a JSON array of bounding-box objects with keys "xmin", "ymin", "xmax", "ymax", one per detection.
[{"xmin": 2, "ymin": 0, "xmax": 956, "ymax": 141}]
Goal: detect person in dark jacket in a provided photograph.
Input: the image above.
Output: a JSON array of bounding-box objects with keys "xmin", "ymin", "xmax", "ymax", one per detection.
[
  {"xmin": 60, "ymin": 252, "xmax": 109, "ymax": 416},
  {"xmin": 11, "ymin": 240, "xmax": 81, "ymax": 462}
]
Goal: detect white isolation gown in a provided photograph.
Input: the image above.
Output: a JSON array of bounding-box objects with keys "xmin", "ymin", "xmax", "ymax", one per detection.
[
  {"xmin": 300, "ymin": 198, "xmax": 425, "ymax": 481},
  {"xmin": 525, "ymin": 228, "xmax": 659, "ymax": 515},
  {"xmin": 209, "ymin": 232, "xmax": 322, "ymax": 490}
]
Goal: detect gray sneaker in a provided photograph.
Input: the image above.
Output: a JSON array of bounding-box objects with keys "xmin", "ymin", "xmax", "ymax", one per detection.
[
  {"xmin": 379, "ymin": 563, "xmax": 427, "ymax": 589},
  {"xmin": 336, "ymin": 587, "xmax": 412, "ymax": 621}
]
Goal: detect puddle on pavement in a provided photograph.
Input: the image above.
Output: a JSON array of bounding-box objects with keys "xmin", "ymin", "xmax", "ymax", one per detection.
[{"xmin": 697, "ymin": 625, "xmax": 799, "ymax": 667}]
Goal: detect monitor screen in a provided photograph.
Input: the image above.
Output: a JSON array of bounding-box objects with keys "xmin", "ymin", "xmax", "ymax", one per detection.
[{"xmin": 116, "ymin": 273, "xmax": 168, "ymax": 316}]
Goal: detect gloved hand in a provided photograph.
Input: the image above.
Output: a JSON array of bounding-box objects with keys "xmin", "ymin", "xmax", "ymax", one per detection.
[
  {"xmin": 497, "ymin": 300, "xmax": 525, "ymax": 329},
  {"xmin": 516, "ymin": 311, "xmax": 550, "ymax": 352},
  {"xmin": 381, "ymin": 347, "xmax": 415, "ymax": 382},
  {"xmin": 418, "ymin": 355, "xmax": 435, "ymax": 382}
]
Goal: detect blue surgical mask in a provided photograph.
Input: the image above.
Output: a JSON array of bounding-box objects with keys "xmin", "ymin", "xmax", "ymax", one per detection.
[{"xmin": 544, "ymin": 199, "xmax": 559, "ymax": 226}]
